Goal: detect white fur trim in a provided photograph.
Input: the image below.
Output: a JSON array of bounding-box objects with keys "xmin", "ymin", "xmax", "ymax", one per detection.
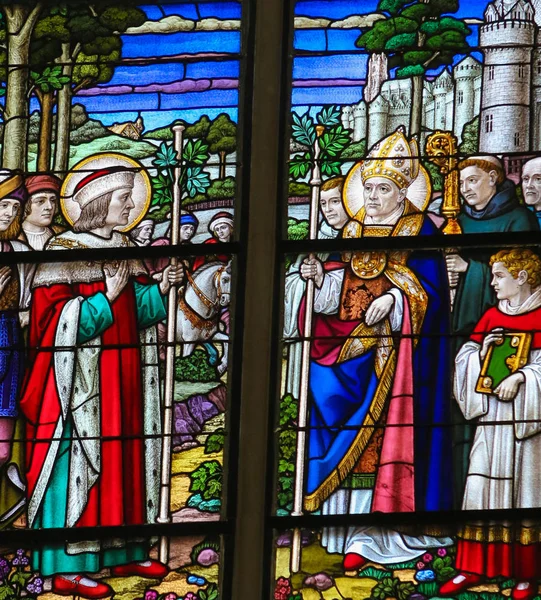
[{"xmin": 73, "ymin": 171, "xmax": 135, "ymax": 208}]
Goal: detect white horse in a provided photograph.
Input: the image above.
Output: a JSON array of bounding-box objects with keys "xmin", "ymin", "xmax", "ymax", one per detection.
[{"xmin": 176, "ymin": 261, "xmax": 231, "ymax": 375}]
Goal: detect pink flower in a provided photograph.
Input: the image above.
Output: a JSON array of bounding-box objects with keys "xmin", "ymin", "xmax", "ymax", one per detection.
[
  {"xmin": 437, "ymin": 548, "xmax": 447, "ymax": 557},
  {"xmin": 416, "ymin": 561, "xmax": 425, "ymax": 570},
  {"xmin": 144, "ymin": 591, "xmax": 158, "ymax": 600},
  {"xmin": 422, "ymin": 553, "xmax": 433, "ymax": 563},
  {"xmin": 164, "ymin": 594, "xmax": 177, "ymax": 600},
  {"xmin": 183, "ymin": 594, "xmax": 197, "ymax": 600}
]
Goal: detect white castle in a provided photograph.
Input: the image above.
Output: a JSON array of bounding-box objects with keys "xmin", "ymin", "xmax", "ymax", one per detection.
[{"xmin": 341, "ymin": 0, "xmax": 541, "ymax": 153}]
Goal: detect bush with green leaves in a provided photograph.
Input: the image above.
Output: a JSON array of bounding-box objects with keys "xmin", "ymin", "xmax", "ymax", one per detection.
[
  {"xmin": 175, "ymin": 349, "xmax": 219, "ymax": 384},
  {"xmin": 205, "ymin": 429, "xmax": 225, "ymax": 454},
  {"xmin": 188, "ymin": 460, "xmax": 222, "ymax": 511},
  {"xmin": 370, "ymin": 576, "xmax": 415, "ymax": 600},
  {"xmin": 189, "ymin": 177, "xmax": 236, "ymax": 204},
  {"xmin": 277, "ymin": 394, "xmax": 299, "ymax": 513},
  {"xmin": 150, "ymin": 139, "xmax": 211, "ymax": 209},
  {"xmin": 288, "ymin": 181, "xmax": 310, "ymax": 197},
  {"xmin": 340, "ymin": 139, "xmax": 366, "ymax": 160},
  {"xmin": 289, "ymin": 105, "xmax": 350, "ymax": 181},
  {"xmin": 287, "ymin": 218, "xmax": 309, "ymax": 241}
]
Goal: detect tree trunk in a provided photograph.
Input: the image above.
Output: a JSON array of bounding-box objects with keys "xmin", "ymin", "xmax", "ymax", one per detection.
[
  {"xmin": 219, "ymin": 150, "xmax": 226, "ymax": 179},
  {"xmin": 410, "ymin": 74, "xmax": 424, "ymax": 138},
  {"xmin": 2, "ymin": 4, "xmax": 43, "ymax": 171},
  {"xmin": 53, "ymin": 42, "xmax": 74, "ymax": 174},
  {"xmin": 36, "ymin": 90, "xmax": 54, "ymax": 172}
]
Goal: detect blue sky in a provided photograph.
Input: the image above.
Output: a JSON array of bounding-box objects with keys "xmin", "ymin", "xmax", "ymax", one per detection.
[{"xmin": 76, "ymin": 0, "xmax": 490, "ymax": 131}]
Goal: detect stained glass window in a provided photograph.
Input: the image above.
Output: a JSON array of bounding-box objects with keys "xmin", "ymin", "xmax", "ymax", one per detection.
[
  {"xmin": 275, "ymin": 0, "xmax": 541, "ymax": 598},
  {"xmin": 0, "ymin": 2, "xmax": 243, "ymax": 599}
]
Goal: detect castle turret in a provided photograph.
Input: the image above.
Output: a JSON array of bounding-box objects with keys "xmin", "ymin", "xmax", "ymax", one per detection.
[
  {"xmin": 453, "ymin": 56, "xmax": 483, "ymax": 142},
  {"xmin": 341, "ymin": 106, "xmax": 353, "ymax": 133},
  {"xmin": 433, "ymin": 70, "xmax": 454, "ymax": 131},
  {"xmin": 367, "ymin": 94, "xmax": 389, "ymax": 148},
  {"xmin": 352, "ymin": 101, "xmax": 367, "ymax": 142},
  {"xmin": 479, "ymin": 0, "xmax": 536, "ymax": 153}
]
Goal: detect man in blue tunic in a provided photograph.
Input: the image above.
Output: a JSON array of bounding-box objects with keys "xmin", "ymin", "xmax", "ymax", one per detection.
[{"xmin": 300, "ymin": 128, "xmax": 453, "ymax": 571}]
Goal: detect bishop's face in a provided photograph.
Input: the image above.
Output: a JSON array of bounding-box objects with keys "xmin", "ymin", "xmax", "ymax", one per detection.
[
  {"xmin": 0, "ymin": 199, "xmax": 20, "ymax": 232},
  {"xmin": 363, "ymin": 177, "xmax": 406, "ymax": 220},
  {"xmin": 106, "ymin": 186, "xmax": 135, "ymax": 228}
]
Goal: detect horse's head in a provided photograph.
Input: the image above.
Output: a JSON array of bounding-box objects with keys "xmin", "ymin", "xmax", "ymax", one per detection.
[{"xmin": 215, "ymin": 261, "xmax": 232, "ymax": 307}]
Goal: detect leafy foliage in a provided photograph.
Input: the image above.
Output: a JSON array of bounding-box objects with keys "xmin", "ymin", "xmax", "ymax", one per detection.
[
  {"xmin": 289, "ymin": 106, "xmax": 350, "ymax": 182},
  {"xmin": 357, "ymin": 0, "xmax": 471, "ymax": 76},
  {"xmin": 189, "ymin": 460, "xmax": 223, "ymax": 502},
  {"xmin": 175, "ymin": 349, "xmax": 219, "ymax": 383},
  {"xmin": 198, "ymin": 584, "xmax": 219, "ymax": 600},
  {"xmin": 432, "ymin": 554, "xmax": 457, "ymax": 583},
  {"xmin": 287, "ymin": 218, "xmax": 309, "ymax": 241},
  {"xmin": 30, "ymin": 66, "xmax": 70, "ymax": 93},
  {"xmin": 459, "ymin": 116, "xmax": 479, "ymax": 155},
  {"xmin": 189, "ymin": 177, "xmax": 236, "ymax": 204},
  {"xmin": 370, "ymin": 576, "xmax": 415, "ymax": 600},
  {"xmin": 288, "ymin": 181, "xmax": 310, "ymax": 197},
  {"xmin": 341, "ymin": 139, "xmax": 367, "ymax": 160},
  {"xmin": 422, "ymin": 159, "xmax": 443, "ymax": 192},
  {"xmin": 205, "ymin": 429, "xmax": 225, "ymax": 454},
  {"xmin": 277, "ymin": 394, "xmax": 299, "ymax": 512}
]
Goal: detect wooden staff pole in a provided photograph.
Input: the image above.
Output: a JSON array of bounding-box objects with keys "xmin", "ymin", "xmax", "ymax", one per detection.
[
  {"xmin": 290, "ymin": 124, "xmax": 325, "ymax": 573},
  {"xmin": 158, "ymin": 124, "xmax": 185, "ymax": 564}
]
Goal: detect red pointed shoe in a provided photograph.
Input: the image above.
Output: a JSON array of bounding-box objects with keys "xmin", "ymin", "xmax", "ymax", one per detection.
[
  {"xmin": 52, "ymin": 575, "xmax": 113, "ymax": 599},
  {"xmin": 439, "ymin": 573, "xmax": 484, "ymax": 596},
  {"xmin": 512, "ymin": 581, "xmax": 538, "ymax": 600},
  {"xmin": 343, "ymin": 553, "xmax": 366, "ymax": 571},
  {"xmin": 111, "ymin": 560, "xmax": 169, "ymax": 579}
]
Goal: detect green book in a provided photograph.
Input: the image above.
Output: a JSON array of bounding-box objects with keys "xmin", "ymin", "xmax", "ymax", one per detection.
[{"xmin": 476, "ymin": 332, "xmax": 532, "ymax": 394}]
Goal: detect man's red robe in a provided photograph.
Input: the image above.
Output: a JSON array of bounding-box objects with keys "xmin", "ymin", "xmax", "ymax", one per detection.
[{"xmin": 20, "ymin": 278, "xmax": 151, "ymax": 528}]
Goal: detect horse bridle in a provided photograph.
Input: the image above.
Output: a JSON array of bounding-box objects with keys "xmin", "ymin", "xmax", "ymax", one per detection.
[{"xmin": 184, "ymin": 265, "xmax": 228, "ymax": 311}]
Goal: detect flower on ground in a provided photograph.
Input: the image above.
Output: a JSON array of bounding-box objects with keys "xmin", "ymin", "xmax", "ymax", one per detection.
[
  {"xmin": 164, "ymin": 593, "xmax": 177, "ymax": 600},
  {"xmin": 416, "ymin": 561, "xmax": 425, "ymax": 570},
  {"xmin": 422, "ymin": 553, "xmax": 433, "ymax": 563},
  {"xmin": 0, "ymin": 557, "xmax": 10, "ymax": 580},
  {"xmin": 437, "ymin": 548, "xmax": 447, "ymax": 557},
  {"xmin": 144, "ymin": 590, "xmax": 159, "ymax": 600},
  {"xmin": 274, "ymin": 577, "xmax": 292, "ymax": 600},
  {"xmin": 183, "ymin": 593, "xmax": 197, "ymax": 600}
]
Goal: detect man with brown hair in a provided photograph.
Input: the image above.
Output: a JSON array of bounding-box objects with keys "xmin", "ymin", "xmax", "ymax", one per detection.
[
  {"xmin": 447, "ymin": 155, "xmax": 539, "ymax": 503},
  {"xmin": 21, "ymin": 174, "xmax": 62, "ymax": 250}
]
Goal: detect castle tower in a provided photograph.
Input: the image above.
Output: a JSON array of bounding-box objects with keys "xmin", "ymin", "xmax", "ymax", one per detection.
[
  {"xmin": 432, "ymin": 70, "xmax": 454, "ymax": 131},
  {"xmin": 453, "ymin": 56, "xmax": 482, "ymax": 142},
  {"xmin": 341, "ymin": 106, "xmax": 353, "ymax": 133},
  {"xmin": 367, "ymin": 94, "xmax": 389, "ymax": 148},
  {"xmin": 479, "ymin": 0, "xmax": 537, "ymax": 153},
  {"xmin": 352, "ymin": 101, "xmax": 367, "ymax": 142}
]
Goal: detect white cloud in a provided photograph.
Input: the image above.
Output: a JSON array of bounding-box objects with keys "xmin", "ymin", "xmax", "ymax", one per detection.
[
  {"xmin": 294, "ymin": 16, "xmax": 331, "ymax": 29},
  {"xmin": 330, "ymin": 14, "xmax": 386, "ymax": 28},
  {"xmin": 125, "ymin": 15, "xmax": 241, "ymax": 35},
  {"xmin": 196, "ymin": 18, "xmax": 241, "ymax": 31}
]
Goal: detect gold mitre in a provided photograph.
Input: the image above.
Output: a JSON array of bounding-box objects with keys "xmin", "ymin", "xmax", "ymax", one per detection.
[{"xmin": 360, "ymin": 126, "xmax": 420, "ymax": 189}]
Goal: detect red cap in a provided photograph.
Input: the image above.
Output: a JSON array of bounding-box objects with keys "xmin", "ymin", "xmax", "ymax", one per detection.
[{"xmin": 25, "ymin": 174, "xmax": 61, "ymax": 196}]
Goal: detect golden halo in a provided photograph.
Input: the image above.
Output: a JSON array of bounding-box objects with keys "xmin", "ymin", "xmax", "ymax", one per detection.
[
  {"xmin": 60, "ymin": 153, "xmax": 151, "ymax": 232},
  {"xmin": 343, "ymin": 162, "xmax": 432, "ymax": 218}
]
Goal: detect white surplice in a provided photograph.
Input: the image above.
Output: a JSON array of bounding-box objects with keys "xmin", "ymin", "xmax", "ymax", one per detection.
[{"xmin": 454, "ymin": 289, "xmax": 541, "ymax": 511}]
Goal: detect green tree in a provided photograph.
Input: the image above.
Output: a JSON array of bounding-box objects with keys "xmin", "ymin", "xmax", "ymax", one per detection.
[
  {"xmin": 458, "ymin": 116, "xmax": 479, "ymax": 154},
  {"xmin": 0, "ymin": 3, "xmax": 44, "ymax": 170},
  {"xmin": 207, "ymin": 113, "xmax": 237, "ymax": 180},
  {"xmin": 185, "ymin": 115, "xmax": 211, "ymax": 140},
  {"xmin": 356, "ymin": 0, "xmax": 471, "ymax": 137}
]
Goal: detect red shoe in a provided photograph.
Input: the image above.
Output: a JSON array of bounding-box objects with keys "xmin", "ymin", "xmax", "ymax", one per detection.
[
  {"xmin": 439, "ymin": 573, "xmax": 484, "ymax": 596},
  {"xmin": 512, "ymin": 581, "xmax": 538, "ymax": 600},
  {"xmin": 343, "ymin": 553, "xmax": 366, "ymax": 571},
  {"xmin": 52, "ymin": 575, "xmax": 113, "ymax": 599},
  {"xmin": 111, "ymin": 560, "xmax": 169, "ymax": 579}
]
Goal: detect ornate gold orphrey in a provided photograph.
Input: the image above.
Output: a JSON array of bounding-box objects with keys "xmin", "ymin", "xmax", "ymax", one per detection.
[{"xmin": 426, "ymin": 131, "xmax": 462, "ymax": 235}]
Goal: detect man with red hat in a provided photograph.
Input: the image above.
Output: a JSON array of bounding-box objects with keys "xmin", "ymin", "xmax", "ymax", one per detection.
[
  {"xmin": 192, "ymin": 210, "xmax": 232, "ymax": 271},
  {"xmin": 20, "ymin": 166, "xmax": 183, "ymax": 598},
  {"xmin": 20, "ymin": 174, "xmax": 62, "ymax": 250}
]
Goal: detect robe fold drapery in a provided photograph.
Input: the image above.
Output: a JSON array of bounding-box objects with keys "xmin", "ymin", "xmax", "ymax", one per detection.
[
  {"xmin": 302, "ymin": 207, "xmax": 453, "ymax": 516},
  {"xmin": 454, "ymin": 301, "xmax": 541, "ymax": 578},
  {"xmin": 19, "ymin": 231, "xmax": 165, "ymax": 575}
]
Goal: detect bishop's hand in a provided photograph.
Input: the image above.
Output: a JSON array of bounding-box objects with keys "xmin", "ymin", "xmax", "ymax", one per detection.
[
  {"xmin": 300, "ymin": 257, "xmax": 324, "ymax": 288},
  {"xmin": 105, "ymin": 261, "xmax": 130, "ymax": 303},
  {"xmin": 365, "ymin": 293, "xmax": 394, "ymax": 327}
]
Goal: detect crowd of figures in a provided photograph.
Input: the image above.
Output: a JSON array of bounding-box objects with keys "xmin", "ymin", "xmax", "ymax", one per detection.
[
  {"xmin": 284, "ymin": 127, "xmax": 541, "ymax": 597},
  {"xmin": 0, "ymin": 163, "xmax": 232, "ymax": 599}
]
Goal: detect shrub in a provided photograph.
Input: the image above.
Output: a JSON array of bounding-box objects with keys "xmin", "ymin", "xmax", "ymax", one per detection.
[
  {"xmin": 288, "ymin": 181, "xmax": 310, "ymax": 197},
  {"xmin": 189, "ymin": 460, "xmax": 222, "ymax": 502},
  {"xmin": 175, "ymin": 349, "xmax": 219, "ymax": 383},
  {"xmin": 287, "ymin": 218, "xmax": 309, "ymax": 241}
]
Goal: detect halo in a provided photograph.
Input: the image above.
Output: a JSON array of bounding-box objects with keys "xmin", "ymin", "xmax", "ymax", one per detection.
[
  {"xmin": 60, "ymin": 153, "xmax": 151, "ymax": 232},
  {"xmin": 343, "ymin": 162, "xmax": 432, "ymax": 218}
]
